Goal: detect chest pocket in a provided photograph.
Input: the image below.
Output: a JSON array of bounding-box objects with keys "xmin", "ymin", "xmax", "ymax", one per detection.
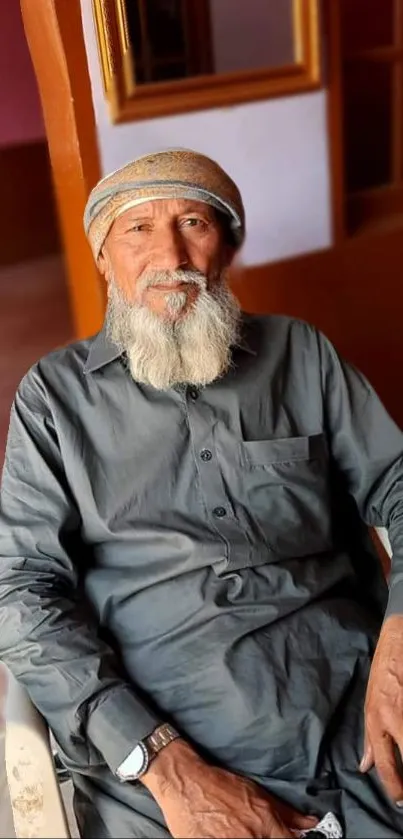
[{"xmin": 239, "ymin": 433, "xmax": 332, "ymax": 558}]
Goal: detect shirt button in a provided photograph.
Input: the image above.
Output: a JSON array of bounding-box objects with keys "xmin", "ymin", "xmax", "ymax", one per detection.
[
  {"xmin": 200, "ymin": 449, "xmax": 212, "ymax": 462},
  {"xmin": 213, "ymin": 506, "xmax": 227, "ymax": 518},
  {"xmin": 189, "ymin": 388, "xmax": 199, "ymax": 400}
]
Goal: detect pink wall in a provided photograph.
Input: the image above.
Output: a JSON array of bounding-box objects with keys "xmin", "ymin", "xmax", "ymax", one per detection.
[{"xmin": 0, "ymin": 1, "xmax": 45, "ymax": 148}]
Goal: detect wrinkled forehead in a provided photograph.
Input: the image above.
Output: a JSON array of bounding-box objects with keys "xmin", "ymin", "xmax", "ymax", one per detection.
[{"xmin": 111, "ymin": 197, "xmax": 220, "ymax": 227}]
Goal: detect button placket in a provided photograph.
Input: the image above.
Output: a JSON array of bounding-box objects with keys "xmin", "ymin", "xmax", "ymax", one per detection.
[{"xmin": 185, "ymin": 395, "xmax": 248, "ymax": 571}]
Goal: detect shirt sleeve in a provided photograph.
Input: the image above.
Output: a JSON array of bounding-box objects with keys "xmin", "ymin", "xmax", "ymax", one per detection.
[
  {"xmin": 317, "ymin": 330, "xmax": 403, "ymax": 618},
  {"xmin": 0, "ymin": 366, "xmax": 161, "ymax": 774}
]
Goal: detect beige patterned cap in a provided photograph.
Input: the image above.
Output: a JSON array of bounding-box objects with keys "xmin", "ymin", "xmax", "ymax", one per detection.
[{"xmin": 84, "ymin": 148, "xmax": 245, "ymax": 259}]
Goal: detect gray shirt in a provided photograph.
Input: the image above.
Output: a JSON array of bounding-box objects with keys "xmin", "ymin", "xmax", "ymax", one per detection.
[{"xmin": 1, "ymin": 313, "xmax": 403, "ymax": 792}]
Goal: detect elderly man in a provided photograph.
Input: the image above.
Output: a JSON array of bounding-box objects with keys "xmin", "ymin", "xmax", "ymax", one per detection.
[{"xmin": 1, "ymin": 149, "xmax": 403, "ymax": 839}]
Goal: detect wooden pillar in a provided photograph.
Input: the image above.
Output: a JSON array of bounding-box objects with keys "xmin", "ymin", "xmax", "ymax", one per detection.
[{"xmin": 20, "ymin": 0, "xmax": 105, "ymax": 339}]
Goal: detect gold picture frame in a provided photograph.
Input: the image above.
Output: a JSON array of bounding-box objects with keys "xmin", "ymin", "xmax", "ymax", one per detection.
[{"xmin": 92, "ymin": 0, "xmax": 322, "ymax": 123}]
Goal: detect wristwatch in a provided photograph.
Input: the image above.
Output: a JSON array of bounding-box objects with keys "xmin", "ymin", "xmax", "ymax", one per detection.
[{"xmin": 116, "ymin": 723, "xmax": 180, "ymax": 782}]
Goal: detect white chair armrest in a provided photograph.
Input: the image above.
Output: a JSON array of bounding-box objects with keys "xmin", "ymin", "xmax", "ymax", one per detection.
[
  {"xmin": 4, "ymin": 667, "xmax": 70, "ymax": 838},
  {"xmin": 374, "ymin": 526, "xmax": 392, "ymax": 558}
]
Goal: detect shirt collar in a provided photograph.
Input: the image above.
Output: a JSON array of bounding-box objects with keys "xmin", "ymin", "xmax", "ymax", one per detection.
[
  {"xmin": 84, "ymin": 327, "xmax": 122, "ymax": 374},
  {"xmin": 84, "ymin": 313, "xmax": 256, "ymax": 375}
]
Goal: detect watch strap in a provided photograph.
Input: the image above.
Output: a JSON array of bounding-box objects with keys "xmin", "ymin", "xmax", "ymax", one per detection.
[
  {"xmin": 144, "ymin": 723, "xmax": 179, "ymax": 763},
  {"xmin": 116, "ymin": 724, "xmax": 179, "ymax": 782}
]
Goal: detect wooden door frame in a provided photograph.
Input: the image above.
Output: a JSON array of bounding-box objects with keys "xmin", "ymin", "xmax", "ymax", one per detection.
[
  {"xmin": 20, "ymin": 0, "xmax": 105, "ymax": 339},
  {"xmin": 325, "ymin": 0, "xmax": 403, "ymax": 241},
  {"xmin": 323, "ymin": 0, "xmax": 346, "ymax": 244}
]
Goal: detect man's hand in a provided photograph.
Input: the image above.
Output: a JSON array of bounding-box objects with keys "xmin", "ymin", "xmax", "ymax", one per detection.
[
  {"xmin": 141, "ymin": 739, "xmax": 318, "ymax": 838},
  {"xmin": 361, "ymin": 614, "xmax": 403, "ymax": 804}
]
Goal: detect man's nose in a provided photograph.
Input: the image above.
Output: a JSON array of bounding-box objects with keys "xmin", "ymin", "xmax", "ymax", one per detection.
[{"xmin": 151, "ymin": 228, "xmax": 189, "ymax": 270}]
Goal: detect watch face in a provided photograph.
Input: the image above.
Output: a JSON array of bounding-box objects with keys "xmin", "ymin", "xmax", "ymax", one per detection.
[{"xmin": 117, "ymin": 742, "xmax": 148, "ymax": 780}]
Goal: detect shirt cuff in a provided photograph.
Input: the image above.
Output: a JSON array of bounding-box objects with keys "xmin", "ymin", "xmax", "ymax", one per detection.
[
  {"xmin": 86, "ymin": 685, "xmax": 161, "ymax": 773},
  {"xmin": 384, "ymin": 577, "xmax": 403, "ymax": 619}
]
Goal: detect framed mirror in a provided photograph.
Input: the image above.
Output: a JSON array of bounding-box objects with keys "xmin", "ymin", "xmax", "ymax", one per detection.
[{"xmin": 92, "ymin": 0, "xmax": 321, "ymax": 122}]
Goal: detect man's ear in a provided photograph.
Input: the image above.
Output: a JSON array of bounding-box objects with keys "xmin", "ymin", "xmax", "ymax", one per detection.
[
  {"xmin": 97, "ymin": 246, "xmax": 108, "ymax": 276},
  {"xmin": 222, "ymin": 244, "xmax": 236, "ymax": 269}
]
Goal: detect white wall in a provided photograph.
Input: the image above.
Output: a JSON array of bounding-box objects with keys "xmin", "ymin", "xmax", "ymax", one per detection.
[
  {"xmin": 80, "ymin": 0, "xmax": 332, "ymax": 267},
  {"xmin": 211, "ymin": 0, "xmax": 294, "ymax": 74}
]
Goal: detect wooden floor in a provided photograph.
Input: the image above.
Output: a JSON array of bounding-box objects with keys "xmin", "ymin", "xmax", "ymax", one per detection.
[{"xmin": 0, "ymin": 254, "xmax": 73, "ymax": 837}]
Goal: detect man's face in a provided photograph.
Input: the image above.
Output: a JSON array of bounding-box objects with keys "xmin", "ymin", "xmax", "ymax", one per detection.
[
  {"xmin": 98, "ymin": 198, "xmax": 232, "ymax": 318},
  {"xmin": 97, "ymin": 198, "xmax": 241, "ymax": 391}
]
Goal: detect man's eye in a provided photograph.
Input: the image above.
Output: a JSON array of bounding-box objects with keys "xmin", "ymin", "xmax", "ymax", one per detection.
[
  {"xmin": 181, "ymin": 218, "xmax": 207, "ymax": 230},
  {"xmin": 128, "ymin": 223, "xmax": 151, "ymax": 233}
]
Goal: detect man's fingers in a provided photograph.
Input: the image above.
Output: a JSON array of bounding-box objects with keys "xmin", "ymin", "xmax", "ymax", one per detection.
[
  {"xmin": 285, "ymin": 811, "xmax": 318, "ymax": 830},
  {"xmin": 372, "ymin": 732, "xmax": 403, "ymax": 803},
  {"xmin": 360, "ymin": 732, "xmax": 374, "ymax": 773},
  {"xmin": 275, "ymin": 798, "xmax": 318, "ymax": 830}
]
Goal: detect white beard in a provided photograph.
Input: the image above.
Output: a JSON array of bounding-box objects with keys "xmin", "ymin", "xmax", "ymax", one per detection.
[{"xmin": 106, "ymin": 269, "xmax": 241, "ymax": 390}]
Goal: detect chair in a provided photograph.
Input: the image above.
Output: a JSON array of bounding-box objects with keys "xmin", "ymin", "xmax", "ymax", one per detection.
[
  {"xmin": 4, "ymin": 666, "xmax": 70, "ymax": 838},
  {"xmin": 3, "ymin": 527, "xmax": 393, "ymax": 838},
  {"xmin": 374, "ymin": 526, "xmax": 392, "ymax": 558}
]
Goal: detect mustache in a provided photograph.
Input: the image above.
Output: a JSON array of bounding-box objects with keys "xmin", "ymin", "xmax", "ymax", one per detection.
[{"xmin": 136, "ymin": 268, "xmax": 208, "ymax": 293}]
